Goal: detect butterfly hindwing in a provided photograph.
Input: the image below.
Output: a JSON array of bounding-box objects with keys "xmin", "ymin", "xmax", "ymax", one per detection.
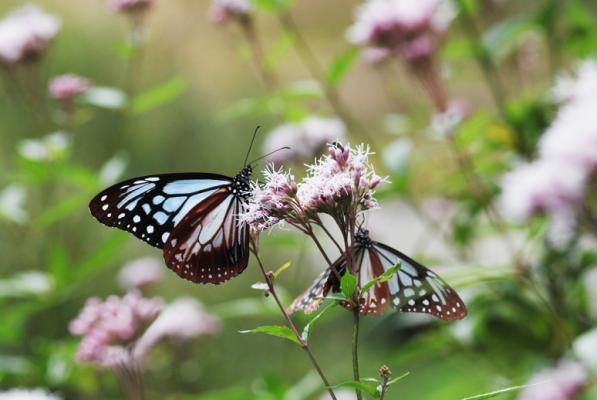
[
  {"xmin": 89, "ymin": 173, "xmax": 232, "ymax": 249},
  {"xmin": 163, "ymin": 187, "xmax": 250, "ymax": 284},
  {"xmin": 372, "ymin": 242, "xmax": 467, "ymax": 321}
]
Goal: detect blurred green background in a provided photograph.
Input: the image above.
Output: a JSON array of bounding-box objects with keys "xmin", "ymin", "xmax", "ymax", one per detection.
[{"xmin": 1, "ymin": 0, "xmax": 597, "ymax": 399}]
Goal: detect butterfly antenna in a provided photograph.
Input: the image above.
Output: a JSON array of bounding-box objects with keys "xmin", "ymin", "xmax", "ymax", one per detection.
[
  {"xmin": 248, "ymin": 147, "xmax": 291, "ymax": 165},
  {"xmin": 243, "ymin": 126, "xmax": 261, "ymax": 167}
]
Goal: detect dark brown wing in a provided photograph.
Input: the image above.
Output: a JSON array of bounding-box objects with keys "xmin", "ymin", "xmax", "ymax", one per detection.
[
  {"xmin": 371, "ymin": 242, "xmax": 467, "ymax": 321},
  {"xmin": 163, "ymin": 188, "xmax": 250, "ymax": 284}
]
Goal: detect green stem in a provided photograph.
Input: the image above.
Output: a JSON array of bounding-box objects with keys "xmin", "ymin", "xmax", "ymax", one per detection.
[
  {"xmin": 352, "ymin": 309, "xmax": 362, "ymax": 400},
  {"xmin": 251, "ymin": 242, "xmax": 338, "ymax": 400},
  {"xmin": 454, "ymin": 0, "xmax": 529, "ymax": 157}
]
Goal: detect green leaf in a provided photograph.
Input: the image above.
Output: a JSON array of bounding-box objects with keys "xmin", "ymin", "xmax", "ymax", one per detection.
[
  {"xmin": 482, "ymin": 15, "xmax": 536, "ymax": 62},
  {"xmin": 327, "ymin": 48, "xmax": 360, "ymax": 87},
  {"xmin": 273, "ymin": 261, "xmax": 292, "ymax": 279},
  {"xmin": 36, "ymin": 193, "xmax": 88, "ymax": 228},
  {"xmin": 254, "ymin": 0, "xmax": 294, "ymax": 11},
  {"xmin": 325, "ymin": 293, "xmax": 348, "ymax": 302},
  {"xmin": 360, "ymin": 262, "xmax": 401, "ymax": 296},
  {"xmin": 131, "ymin": 76, "xmax": 187, "ymax": 115},
  {"xmin": 239, "ymin": 325, "xmax": 300, "ymax": 345},
  {"xmin": 386, "ymin": 371, "xmax": 410, "ymax": 386},
  {"xmin": 329, "ymin": 380, "xmax": 380, "ymax": 399},
  {"xmin": 265, "ymin": 31, "xmax": 295, "ymax": 68},
  {"xmin": 301, "ymin": 302, "xmax": 335, "ymax": 343},
  {"xmin": 462, "ymin": 384, "xmax": 534, "ymax": 400},
  {"xmin": 341, "ymin": 270, "xmax": 357, "ymax": 300}
]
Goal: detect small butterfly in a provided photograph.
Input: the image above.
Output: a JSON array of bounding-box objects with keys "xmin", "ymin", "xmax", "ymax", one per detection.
[
  {"xmin": 89, "ymin": 130, "xmax": 284, "ymax": 285},
  {"xmin": 288, "ymin": 228, "xmax": 467, "ymax": 320}
]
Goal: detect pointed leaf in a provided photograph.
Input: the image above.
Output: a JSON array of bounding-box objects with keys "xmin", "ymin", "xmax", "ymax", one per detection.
[
  {"xmin": 329, "ymin": 380, "xmax": 380, "ymax": 398},
  {"xmin": 273, "ymin": 261, "xmax": 292, "ymax": 279},
  {"xmin": 251, "ymin": 282, "xmax": 270, "ymax": 291},
  {"xmin": 327, "ymin": 47, "xmax": 360, "ymax": 87},
  {"xmin": 360, "ymin": 262, "xmax": 401, "ymax": 296},
  {"xmin": 131, "ymin": 76, "xmax": 187, "ymax": 114},
  {"xmin": 341, "ymin": 270, "xmax": 357, "ymax": 300},
  {"xmin": 386, "ymin": 371, "xmax": 410, "ymax": 386},
  {"xmin": 301, "ymin": 302, "xmax": 335, "ymax": 342},
  {"xmin": 239, "ymin": 325, "xmax": 300, "ymax": 345},
  {"xmin": 463, "ymin": 383, "xmax": 536, "ymax": 400}
]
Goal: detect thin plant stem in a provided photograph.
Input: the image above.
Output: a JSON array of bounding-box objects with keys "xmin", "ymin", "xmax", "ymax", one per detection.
[
  {"xmin": 251, "ymin": 241, "xmax": 338, "ymax": 400},
  {"xmin": 239, "ymin": 19, "xmax": 277, "ymax": 90},
  {"xmin": 352, "ymin": 309, "xmax": 363, "ymax": 400},
  {"xmin": 453, "ymin": 0, "xmax": 529, "ymax": 157},
  {"xmin": 277, "ymin": 12, "xmax": 378, "ymax": 148},
  {"xmin": 379, "ymin": 373, "xmax": 390, "ymax": 400}
]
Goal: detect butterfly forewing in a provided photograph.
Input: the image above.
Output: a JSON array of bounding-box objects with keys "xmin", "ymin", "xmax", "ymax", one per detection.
[
  {"xmin": 89, "ymin": 173, "xmax": 232, "ymax": 249},
  {"xmin": 372, "ymin": 242, "xmax": 467, "ymax": 321},
  {"xmin": 163, "ymin": 187, "xmax": 250, "ymax": 284},
  {"xmin": 287, "ymin": 267, "xmax": 338, "ymax": 314}
]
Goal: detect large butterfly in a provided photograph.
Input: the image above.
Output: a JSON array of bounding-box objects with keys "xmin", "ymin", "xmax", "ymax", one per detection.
[
  {"xmin": 288, "ymin": 229, "xmax": 467, "ymax": 320},
  {"xmin": 89, "ymin": 167, "xmax": 253, "ymax": 285}
]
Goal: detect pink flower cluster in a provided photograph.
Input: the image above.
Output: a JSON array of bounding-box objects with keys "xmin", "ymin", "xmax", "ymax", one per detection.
[
  {"xmin": 241, "ymin": 143, "xmax": 384, "ymax": 231},
  {"xmin": 0, "ymin": 5, "xmax": 60, "ymax": 65},
  {"xmin": 500, "ymin": 60, "xmax": 597, "ymax": 244},
  {"xmin": 109, "ymin": 0, "xmax": 154, "ymax": 14},
  {"xmin": 69, "ymin": 291, "xmax": 163, "ymax": 368},
  {"xmin": 346, "ymin": 0, "xmax": 453, "ymax": 64},
  {"xmin": 263, "ymin": 116, "xmax": 347, "ymax": 165},
  {"xmin": 209, "ymin": 0, "xmax": 252, "ymax": 25},
  {"xmin": 518, "ymin": 360, "xmax": 588, "ymax": 400},
  {"xmin": 134, "ymin": 298, "xmax": 221, "ymax": 360},
  {"xmin": 48, "ymin": 74, "xmax": 91, "ymax": 104}
]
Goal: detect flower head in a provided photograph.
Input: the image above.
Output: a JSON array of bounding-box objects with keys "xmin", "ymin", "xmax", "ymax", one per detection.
[
  {"xmin": 18, "ymin": 132, "xmax": 70, "ymax": 162},
  {"xmin": 0, "ymin": 388, "xmax": 62, "ymax": 400},
  {"xmin": 263, "ymin": 116, "xmax": 347, "ymax": 164},
  {"xmin": 209, "ymin": 0, "xmax": 252, "ymax": 25},
  {"xmin": 48, "ymin": 74, "xmax": 90, "ymax": 105},
  {"xmin": 0, "ymin": 4, "xmax": 60, "ymax": 65},
  {"xmin": 109, "ymin": 0, "xmax": 154, "ymax": 14},
  {"xmin": 118, "ymin": 257, "xmax": 164, "ymax": 290},
  {"xmin": 0, "ymin": 185, "xmax": 28, "ymax": 224},
  {"xmin": 518, "ymin": 360, "xmax": 588, "ymax": 400},
  {"xmin": 551, "ymin": 60, "xmax": 597, "ymax": 104},
  {"xmin": 69, "ymin": 291, "xmax": 163, "ymax": 367},
  {"xmin": 241, "ymin": 143, "xmax": 385, "ymax": 232},
  {"xmin": 347, "ymin": 0, "xmax": 453, "ymax": 64},
  {"xmin": 297, "ymin": 143, "xmax": 385, "ymax": 215},
  {"xmin": 134, "ymin": 298, "xmax": 220, "ymax": 360}
]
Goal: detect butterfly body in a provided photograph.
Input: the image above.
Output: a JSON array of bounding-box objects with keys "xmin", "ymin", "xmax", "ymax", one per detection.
[
  {"xmin": 288, "ymin": 229, "xmax": 467, "ymax": 320},
  {"xmin": 89, "ymin": 166, "xmax": 253, "ymax": 285}
]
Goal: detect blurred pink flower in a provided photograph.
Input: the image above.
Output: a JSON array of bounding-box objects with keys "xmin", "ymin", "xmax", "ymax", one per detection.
[
  {"xmin": 118, "ymin": 257, "xmax": 164, "ymax": 290},
  {"xmin": 0, "ymin": 4, "xmax": 60, "ymax": 65},
  {"xmin": 347, "ymin": 0, "xmax": 453, "ymax": 63},
  {"xmin": 362, "ymin": 47, "xmax": 390, "ymax": 65},
  {"xmin": 263, "ymin": 116, "xmax": 347, "ymax": 164},
  {"xmin": 109, "ymin": 0, "xmax": 153, "ymax": 14},
  {"xmin": 431, "ymin": 99, "xmax": 471, "ymax": 137},
  {"xmin": 551, "ymin": 60, "xmax": 597, "ymax": 104},
  {"xmin": 518, "ymin": 360, "xmax": 588, "ymax": 400},
  {"xmin": 209, "ymin": 0, "xmax": 252, "ymax": 24},
  {"xmin": 0, "ymin": 388, "xmax": 62, "ymax": 400},
  {"xmin": 69, "ymin": 291, "xmax": 163, "ymax": 367},
  {"xmin": 500, "ymin": 160, "xmax": 586, "ymax": 222},
  {"xmin": 48, "ymin": 74, "xmax": 90, "ymax": 105},
  {"xmin": 134, "ymin": 298, "xmax": 220, "ymax": 359},
  {"xmin": 539, "ymin": 97, "xmax": 597, "ymax": 175}
]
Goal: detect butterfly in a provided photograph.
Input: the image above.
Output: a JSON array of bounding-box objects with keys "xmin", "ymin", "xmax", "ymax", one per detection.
[
  {"xmin": 288, "ymin": 228, "xmax": 467, "ymax": 320},
  {"xmin": 89, "ymin": 166, "xmax": 253, "ymax": 285}
]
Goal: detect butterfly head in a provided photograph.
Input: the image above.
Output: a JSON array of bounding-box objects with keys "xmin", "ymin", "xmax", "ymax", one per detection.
[
  {"xmin": 356, "ymin": 228, "xmax": 373, "ymax": 248},
  {"xmin": 232, "ymin": 165, "xmax": 253, "ymax": 201}
]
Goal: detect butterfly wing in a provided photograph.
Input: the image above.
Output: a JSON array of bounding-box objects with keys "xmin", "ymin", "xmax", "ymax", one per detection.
[
  {"xmin": 287, "ymin": 263, "xmax": 343, "ymax": 315},
  {"xmin": 89, "ymin": 173, "xmax": 232, "ymax": 249},
  {"xmin": 369, "ymin": 241, "xmax": 467, "ymax": 320},
  {"xmin": 162, "ymin": 187, "xmax": 250, "ymax": 284}
]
